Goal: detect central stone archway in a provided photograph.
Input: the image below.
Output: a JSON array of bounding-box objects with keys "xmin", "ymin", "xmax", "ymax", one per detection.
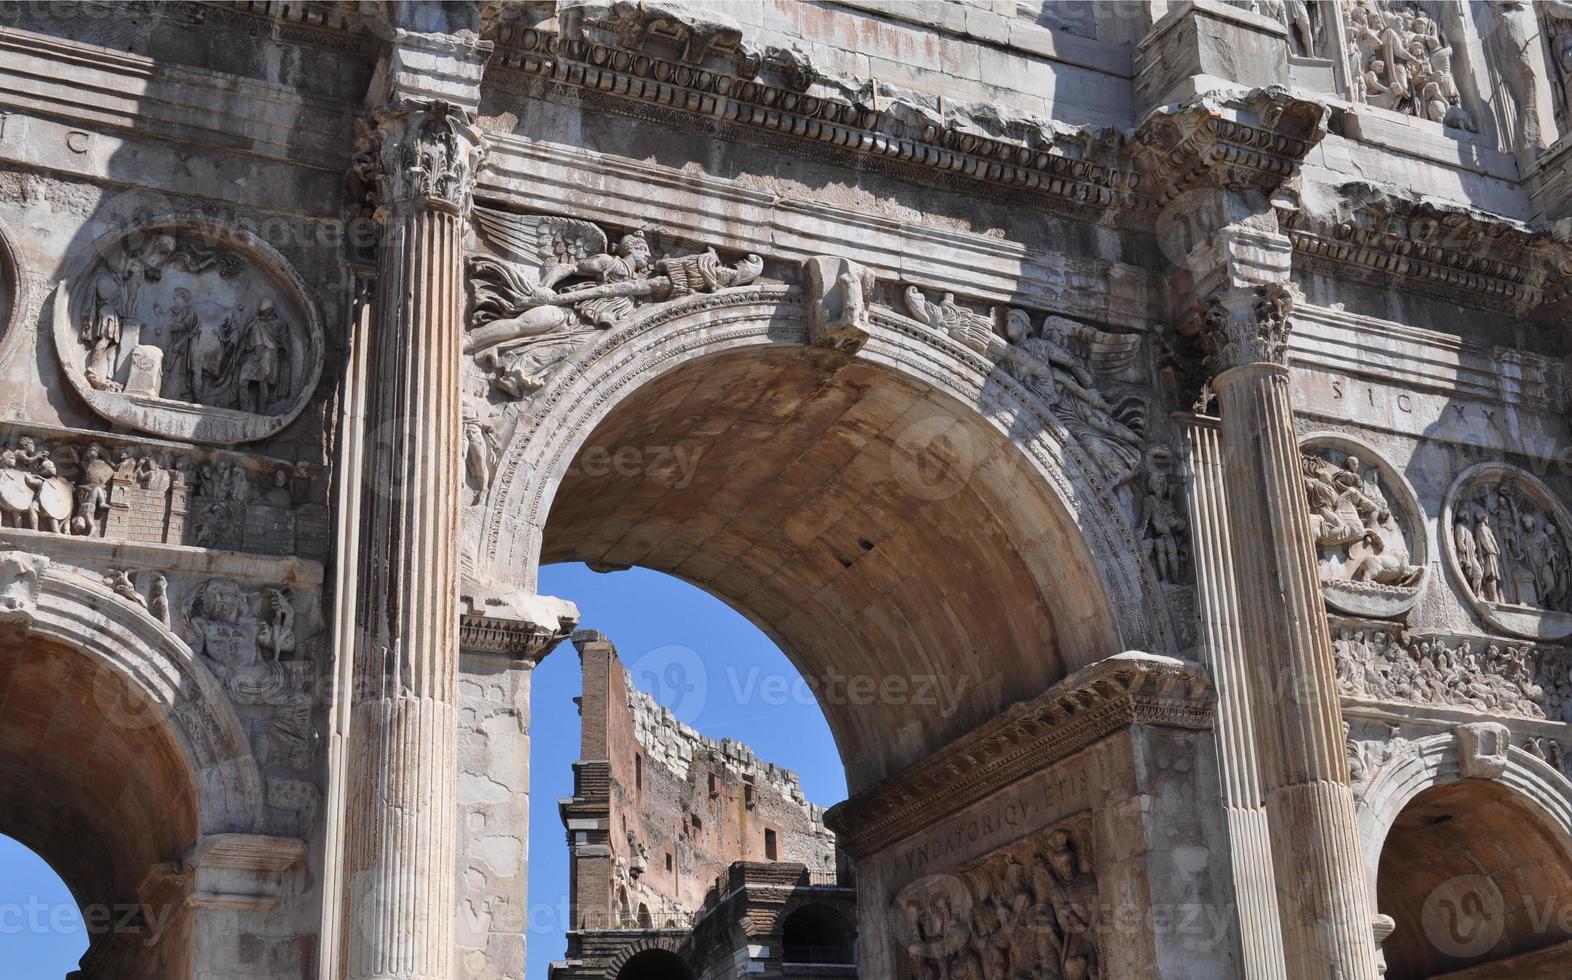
[{"xmin": 477, "ymin": 287, "xmax": 1171, "ymax": 791}]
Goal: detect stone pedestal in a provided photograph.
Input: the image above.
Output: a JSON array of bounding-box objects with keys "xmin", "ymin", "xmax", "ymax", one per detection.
[
  {"xmin": 456, "ymin": 588, "xmax": 577, "ymax": 979},
  {"xmin": 1201, "ymin": 284, "xmax": 1380, "ymax": 980},
  {"xmin": 340, "ymin": 99, "xmax": 486, "ymax": 980}
]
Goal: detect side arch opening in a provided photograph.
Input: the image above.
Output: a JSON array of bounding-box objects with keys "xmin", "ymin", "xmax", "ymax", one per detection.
[
  {"xmin": 616, "ymin": 947, "xmax": 693, "ymax": 980},
  {"xmin": 1377, "ymin": 778, "xmax": 1572, "ymax": 979}
]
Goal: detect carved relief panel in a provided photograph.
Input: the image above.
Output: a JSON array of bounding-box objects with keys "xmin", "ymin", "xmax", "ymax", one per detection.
[
  {"xmin": 55, "ymin": 221, "xmax": 323, "ymax": 444},
  {"xmin": 1442, "ymin": 464, "xmax": 1572, "ymax": 640},
  {"xmin": 1342, "ymin": 0, "xmax": 1474, "ymax": 130},
  {"xmin": 1301, "ymin": 435, "xmax": 1426, "ymax": 618},
  {"xmin": 893, "ymin": 815, "xmax": 1099, "ymax": 980}
]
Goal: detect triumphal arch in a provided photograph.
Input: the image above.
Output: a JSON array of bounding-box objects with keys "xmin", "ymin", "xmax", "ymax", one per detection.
[{"xmin": 3, "ymin": 1, "xmax": 1572, "ymax": 978}]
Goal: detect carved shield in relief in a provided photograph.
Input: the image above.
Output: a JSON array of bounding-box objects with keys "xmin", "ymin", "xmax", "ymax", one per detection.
[
  {"xmin": 35, "ymin": 478, "xmax": 74, "ymax": 522},
  {"xmin": 55, "ymin": 219, "xmax": 324, "ymax": 445},
  {"xmin": 1300, "ymin": 433, "xmax": 1428, "ymax": 618},
  {"xmin": 0, "ymin": 470, "xmax": 32, "ymax": 512}
]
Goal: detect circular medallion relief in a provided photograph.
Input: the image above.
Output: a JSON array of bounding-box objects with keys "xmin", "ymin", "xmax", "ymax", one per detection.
[
  {"xmin": 53, "ymin": 220, "xmax": 323, "ymax": 445},
  {"xmin": 1442, "ymin": 463, "xmax": 1572, "ymax": 640},
  {"xmin": 1300, "ymin": 434, "xmax": 1427, "ymax": 618}
]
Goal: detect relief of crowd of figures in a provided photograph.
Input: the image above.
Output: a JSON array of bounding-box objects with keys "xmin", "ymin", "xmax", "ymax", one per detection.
[
  {"xmin": 74, "ymin": 230, "xmax": 305, "ymax": 416},
  {"xmin": 1333, "ymin": 624, "xmax": 1572, "ymax": 722},
  {"xmin": 0, "ymin": 431, "xmax": 327, "ymax": 558},
  {"xmin": 898, "ymin": 820, "xmax": 1099, "ymax": 980},
  {"xmin": 1450, "ymin": 477, "xmax": 1572, "ymax": 614}
]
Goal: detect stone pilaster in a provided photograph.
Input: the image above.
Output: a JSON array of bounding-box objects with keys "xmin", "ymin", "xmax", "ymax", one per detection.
[
  {"xmin": 1199, "ymin": 280, "xmax": 1380, "ymax": 980},
  {"xmin": 455, "ymin": 588, "xmax": 578, "ymax": 979},
  {"xmin": 1178, "ymin": 414, "xmax": 1287, "ymax": 980},
  {"xmin": 341, "ymin": 99, "xmax": 486, "ymax": 980}
]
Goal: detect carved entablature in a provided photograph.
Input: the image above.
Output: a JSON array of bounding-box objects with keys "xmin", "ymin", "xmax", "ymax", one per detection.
[
  {"xmin": 1333, "ymin": 621, "xmax": 1572, "ymax": 724},
  {"xmin": 0, "ymin": 424, "xmax": 328, "ymax": 559},
  {"xmin": 1343, "ymin": 0, "xmax": 1474, "ymax": 130},
  {"xmin": 1128, "ymin": 88, "xmax": 1327, "ymax": 202},
  {"xmin": 825, "ymin": 655, "xmax": 1211, "ymax": 860},
  {"xmin": 1282, "ymin": 184, "xmax": 1572, "ymax": 316},
  {"xmin": 1301, "ymin": 435, "xmax": 1426, "ymax": 618},
  {"xmin": 54, "ymin": 220, "xmax": 324, "ymax": 445},
  {"xmin": 892, "ymin": 814, "xmax": 1100, "ymax": 980},
  {"xmin": 1443, "ymin": 464, "xmax": 1572, "ymax": 641}
]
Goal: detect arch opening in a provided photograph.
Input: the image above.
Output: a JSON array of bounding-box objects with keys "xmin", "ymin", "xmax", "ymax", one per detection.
[
  {"xmin": 539, "ymin": 342, "xmax": 1125, "ymax": 791},
  {"xmin": 0, "ymin": 634, "xmax": 200, "ymax": 974},
  {"xmin": 781, "ymin": 902, "xmax": 855, "ymax": 965},
  {"xmin": 1377, "ymin": 778, "xmax": 1572, "ymax": 980},
  {"xmin": 615, "ymin": 948, "xmax": 693, "ymax": 980}
]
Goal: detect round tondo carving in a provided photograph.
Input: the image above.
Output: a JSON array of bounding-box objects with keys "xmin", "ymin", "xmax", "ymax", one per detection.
[
  {"xmin": 1300, "ymin": 434, "xmax": 1427, "ymax": 618},
  {"xmin": 54, "ymin": 220, "xmax": 323, "ymax": 445},
  {"xmin": 1443, "ymin": 463, "xmax": 1572, "ymax": 640}
]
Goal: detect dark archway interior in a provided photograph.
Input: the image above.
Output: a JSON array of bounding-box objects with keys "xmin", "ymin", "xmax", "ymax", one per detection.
[
  {"xmin": 616, "ymin": 948, "xmax": 693, "ymax": 980},
  {"xmin": 540, "ymin": 344, "xmax": 1117, "ymax": 792},
  {"xmin": 1378, "ymin": 779, "xmax": 1572, "ymax": 980},
  {"xmin": 782, "ymin": 902, "xmax": 855, "ymax": 964},
  {"xmin": 0, "ymin": 636, "xmax": 198, "ymax": 932}
]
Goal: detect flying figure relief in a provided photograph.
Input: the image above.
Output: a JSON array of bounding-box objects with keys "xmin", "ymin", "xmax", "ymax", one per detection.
[{"xmin": 465, "ymin": 210, "xmax": 763, "ymax": 398}]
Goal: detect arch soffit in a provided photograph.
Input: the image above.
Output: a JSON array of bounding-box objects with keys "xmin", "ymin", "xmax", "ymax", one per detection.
[
  {"xmin": 481, "ymin": 286, "xmax": 1172, "ymax": 658},
  {"xmin": 1356, "ymin": 732, "xmax": 1572, "ymax": 898},
  {"xmin": 15, "ymin": 561, "xmax": 266, "ymax": 837}
]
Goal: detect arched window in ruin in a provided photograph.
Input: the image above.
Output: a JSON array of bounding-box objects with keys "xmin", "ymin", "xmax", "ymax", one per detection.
[
  {"xmin": 781, "ymin": 902, "xmax": 855, "ymax": 966},
  {"xmin": 1377, "ymin": 779, "xmax": 1572, "ymax": 979},
  {"xmin": 614, "ymin": 947, "xmax": 693, "ymax": 980}
]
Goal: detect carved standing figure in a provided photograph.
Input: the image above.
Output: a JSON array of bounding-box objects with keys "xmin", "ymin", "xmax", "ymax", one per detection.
[
  {"xmin": 1454, "ymin": 513, "xmax": 1483, "ymax": 594},
  {"xmin": 82, "ymin": 271, "xmax": 125, "ymax": 391},
  {"xmin": 236, "ymin": 299, "xmax": 290, "ymax": 414},
  {"xmin": 1477, "ymin": 505, "xmax": 1505, "ymax": 602},
  {"xmin": 1140, "ymin": 469, "xmax": 1186, "ymax": 584}
]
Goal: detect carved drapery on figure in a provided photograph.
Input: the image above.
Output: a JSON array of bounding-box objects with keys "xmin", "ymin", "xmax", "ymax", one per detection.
[
  {"xmin": 464, "ymin": 209, "xmax": 762, "ymax": 398},
  {"xmin": 58, "ymin": 224, "xmax": 323, "ymax": 443},
  {"xmin": 182, "ymin": 576, "xmax": 315, "ymax": 772},
  {"xmin": 1333, "ymin": 623, "xmax": 1572, "ymax": 722},
  {"xmin": 902, "ymin": 286, "xmax": 1149, "ymax": 488},
  {"xmin": 1444, "ymin": 465, "xmax": 1572, "ymax": 640},
  {"xmin": 1343, "ymin": 0, "xmax": 1474, "ymax": 130},
  {"xmin": 1301, "ymin": 439, "xmax": 1425, "ymax": 617},
  {"xmin": 894, "ymin": 817, "xmax": 1100, "ymax": 980}
]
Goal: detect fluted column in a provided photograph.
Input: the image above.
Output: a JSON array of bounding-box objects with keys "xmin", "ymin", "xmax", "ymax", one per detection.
[
  {"xmin": 1179, "ymin": 415, "xmax": 1288, "ymax": 980},
  {"xmin": 343, "ymin": 100, "xmax": 486, "ymax": 980},
  {"xmin": 1201, "ymin": 284, "xmax": 1379, "ymax": 980}
]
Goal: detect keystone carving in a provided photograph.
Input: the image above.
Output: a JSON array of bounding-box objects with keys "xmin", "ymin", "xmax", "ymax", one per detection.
[
  {"xmin": 804, "ymin": 256, "xmax": 874, "ymax": 352},
  {"xmin": 0, "ymin": 551, "xmax": 44, "ymax": 627},
  {"xmin": 1455, "ymin": 722, "xmax": 1512, "ymax": 779}
]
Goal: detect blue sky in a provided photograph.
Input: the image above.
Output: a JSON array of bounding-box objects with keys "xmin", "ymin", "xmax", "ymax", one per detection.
[{"xmin": 0, "ymin": 562, "xmax": 844, "ymax": 979}]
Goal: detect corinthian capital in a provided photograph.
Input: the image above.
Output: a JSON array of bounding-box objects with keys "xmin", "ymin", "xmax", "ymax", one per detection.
[
  {"xmin": 1195, "ymin": 282, "xmax": 1297, "ymax": 372},
  {"xmin": 353, "ymin": 99, "xmax": 487, "ymax": 222}
]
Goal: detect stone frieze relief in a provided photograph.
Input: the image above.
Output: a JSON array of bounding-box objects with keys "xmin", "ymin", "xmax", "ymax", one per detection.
[
  {"xmin": 1443, "ymin": 464, "xmax": 1572, "ymax": 640},
  {"xmin": 1333, "ymin": 622, "xmax": 1572, "ymax": 722},
  {"xmin": 53, "ymin": 221, "xmax": 324, "ymax": 445},
  {"xmin": 0, "ymin": 427, "xmax": 327, "ymax": 559},
  {"xmin": 894, "ymin": 815, "xmax": 1100, "ymax": 980},
  {"xmin": 1301, "ymin": 436, "xmax": 1425, "ymax": 618}
]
